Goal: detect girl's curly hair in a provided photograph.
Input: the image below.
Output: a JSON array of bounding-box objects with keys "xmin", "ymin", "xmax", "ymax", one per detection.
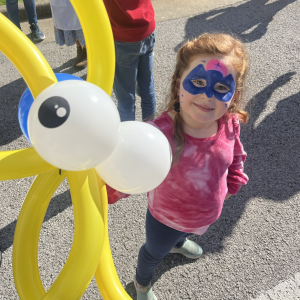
[{"xmin": 165, "ymin": 33, "xmax": 250, "ymax": 163}]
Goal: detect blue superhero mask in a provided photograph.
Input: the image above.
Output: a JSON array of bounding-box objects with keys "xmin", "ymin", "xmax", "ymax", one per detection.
[{"xmin": 182, "ymin": 64, "xmax": 236, "ymax": 102}]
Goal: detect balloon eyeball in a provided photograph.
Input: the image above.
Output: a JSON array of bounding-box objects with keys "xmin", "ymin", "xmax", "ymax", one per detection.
[
  {"xmin": 38, "ymin": 96, "xmax": 70, "ymax": 128},
  {"xmin": 28, "ymin": 80, "xmax": 120, "ymax": 171}
]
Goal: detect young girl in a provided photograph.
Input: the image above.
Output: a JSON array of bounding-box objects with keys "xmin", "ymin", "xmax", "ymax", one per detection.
[{"xmin": 107, "ymin": 32, "xmax": 249, "ymax": 300}]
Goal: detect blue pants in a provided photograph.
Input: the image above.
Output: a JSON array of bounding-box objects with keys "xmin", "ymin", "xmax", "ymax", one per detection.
[
  {"xmin": 6, "ymin": 0, "xmax": 38, "ymax": 29},
  {"xmin": 136, "ymin": 209, "xmax": 192, "ymax": 286},
  {"xmin": 113, "ymin": 31, "xmax": 157, "ymax": 122}
]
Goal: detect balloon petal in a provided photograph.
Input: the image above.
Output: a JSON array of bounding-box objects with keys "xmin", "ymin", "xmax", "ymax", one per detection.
[
  {"xmin": 13, "ymin": 169, "xmax": 66, "ymax": 300},
  {"xmin": 41, "ymin": 170, "xmax": 104, "ymax": 300},
  {"xmin": 70, "ymin": 0, "xmax": 115, "ymax": 95},
  {"xmin": 94, "ymin": 173, "xmax": 133, "ymax": 299},
  {"xmin": 0, "ymin": 14, "xmax": 57, "ymax": 99},
  {"xmin": 13, "ymin": 169, "xmax": 105, "ymax": 300},
  {"xmin": 0, "ymin": 148, "xmax": 55, "ymax": 181}
]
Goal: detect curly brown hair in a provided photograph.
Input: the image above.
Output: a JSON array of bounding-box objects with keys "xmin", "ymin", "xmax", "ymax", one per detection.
[{"xmin": 165, "ymin": 33, "xmax": 250, "ymax": 163}]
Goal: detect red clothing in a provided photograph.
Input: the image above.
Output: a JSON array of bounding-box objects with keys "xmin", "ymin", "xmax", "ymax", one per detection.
[
  {"xmin": 102, "ymin": 0, "xmax": 156, "ymax": 42},
  {"xmin": 107, "ymin": 112, "xmax": 248, "ymax": 235}
]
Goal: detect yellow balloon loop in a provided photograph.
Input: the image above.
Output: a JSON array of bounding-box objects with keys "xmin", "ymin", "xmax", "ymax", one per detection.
[
  {"xmin": 0, "ymin": 14, "xmax": 57, "ymax": 98},
  {"xmin": 1, "ymin": 0, "xmax": 134, "ymax": 298},
  {"xmin": 95, "ymin": 173, "xmax": 133, "ymax": 300},
  {"xmin": 41, "ymin": 170, "xmax": 105, "ymax": 300},
  {"xmin": 70, "ymin": 0, "xmax": 115, "ymax": 95},
  {"xmin": 0, "ymin": 148, "xmax": 55, "ymax": 181},
  {"xmin": 13, "ymin": 169, "xmax": 66, "ymax": 300},
  {"xmin": 13, "ymin": 169, "xmax": 105, "ymax": 300}
]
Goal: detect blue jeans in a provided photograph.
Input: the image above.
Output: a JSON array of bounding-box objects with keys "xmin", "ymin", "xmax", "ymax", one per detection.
[
  {"xmin": 136, "ymin": 209, "xmax": 192, "ymax": 286},
  {"xmin": 113, "ymin": 31, "xmax": 156, "ymax": 121},
  {"xmin": 6, "ymin": 0, "xmax": 38, "ymax": 29}
]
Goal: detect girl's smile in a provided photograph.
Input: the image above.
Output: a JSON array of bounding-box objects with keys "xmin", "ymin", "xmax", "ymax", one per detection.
[{"xmin": 193, "ymin": 102, "xmax": 215, "ymax": 112}]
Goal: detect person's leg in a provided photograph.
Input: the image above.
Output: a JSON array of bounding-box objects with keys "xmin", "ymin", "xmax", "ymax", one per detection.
[
  {"xmin": 6, "ymin": 0, "xmax": 21, "ymax": 29},
  {"xmin": 74, "ymin": 40, "xmax": 83, "ymax": 67},
  {"xmin": 23, "ymin": 0, "xmax": 37, "ymax": 25},
  {"xmin": 113, "ymin": 41, "xmax": 141, "ymax": 121},
  {"xmin": 137, "ymin": 31, "xmax": 157, "ymax": 121},
  {"xmin": 169, "ymin": 232, "xmax": 203, "ymax": 259},
  {"xmin": 136, "ymin": 209, "xmax": 191, "ymax": 287},
  {"xmin": 169, "ymin": 236, "xmax": 203, "ymax": 259},
  {"xmin": 74, "ymin": 30, "xmax": 87, "ymax": 68},
  {"xmin": 22, "ymin": 0, "xmax": 45, "ymax": 42},
  {"xmin": 174, "ymin": 233, "xmax": 193, "ymax": 248}
]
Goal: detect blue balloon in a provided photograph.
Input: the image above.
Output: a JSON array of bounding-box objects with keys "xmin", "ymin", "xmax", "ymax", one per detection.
[
  {"xmin": 18, "ymin": 73, "xmax": 83, "ymax": 142},
  {"xmin": 54, "ymin": 73, "xmax": 83, "ymax": 82}
]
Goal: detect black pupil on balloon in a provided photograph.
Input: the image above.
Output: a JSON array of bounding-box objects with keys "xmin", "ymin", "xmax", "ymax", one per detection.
[{"xmin": 38, "ymin": 96, "xmax": 70, "ymax": 128}]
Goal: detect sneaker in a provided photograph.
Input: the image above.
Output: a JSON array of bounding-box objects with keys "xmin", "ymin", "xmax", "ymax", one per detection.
[
  {"xmin": 169, "ymin": 239, "xmax": 203, "ymax": 259},
  {"xmin": 74, "ymin": 47, "xmax": 87, "ymax": 68},
  {"xmin": 29, "ymin": 23, "xmax": 45, "ymax": 42},
  {"xmin": 133, "ymin": 276, "xmax": 157, "ymax": 300}
]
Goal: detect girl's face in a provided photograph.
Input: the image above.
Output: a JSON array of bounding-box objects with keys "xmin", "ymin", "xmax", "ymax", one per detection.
[{"xmin": 178, "ymin": 54, "xmax": 237, "ymax": 127}]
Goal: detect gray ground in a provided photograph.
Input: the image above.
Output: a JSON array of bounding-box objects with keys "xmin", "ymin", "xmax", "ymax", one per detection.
[{"xmin": 1, "ymin": 0, "xmax": 300, "ymax": 299}]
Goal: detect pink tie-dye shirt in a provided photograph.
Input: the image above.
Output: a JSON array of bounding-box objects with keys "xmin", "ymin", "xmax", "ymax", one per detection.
[{"xmin": 107, "ymin": 111, "xmax": 248, "ymax": 235}]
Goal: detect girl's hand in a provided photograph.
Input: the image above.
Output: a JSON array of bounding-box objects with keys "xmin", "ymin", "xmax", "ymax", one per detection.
[
  {"xmin": 225, "ymin": 193, "xmax": 232, "ymax": 200},
  {"xmin": 106, "ymin": 184, "xmax": 130, "ymax": 204}
]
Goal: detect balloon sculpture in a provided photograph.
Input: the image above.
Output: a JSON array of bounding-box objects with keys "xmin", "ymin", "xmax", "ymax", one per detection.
[{"xmin": 0, "ymin": 0, "xmax": 171, "ymax": 299}]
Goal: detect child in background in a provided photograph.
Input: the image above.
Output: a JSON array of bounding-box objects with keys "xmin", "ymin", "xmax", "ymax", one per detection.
[
  {"xmin": 107, "ymin": 33, "xmax": 250, "ymax": 300},
  {"xmin": 49, "ymin": 0, "xmax": 87, "ymax": 68},
  {"xmin": 102, "ymin": 0, "xmax": 156, "ymax": 122}
]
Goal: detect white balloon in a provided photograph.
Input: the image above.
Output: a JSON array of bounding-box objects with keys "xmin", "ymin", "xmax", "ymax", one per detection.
[
  {"xmin": 96, "ymin": 121, "xmax": 172, "ymax": 194},
  {"xmin": 28, "ymin": 80, "xmax": 120, "ymax": 171}
]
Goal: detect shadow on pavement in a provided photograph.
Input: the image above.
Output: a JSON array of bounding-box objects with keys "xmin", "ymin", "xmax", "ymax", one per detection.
[
  {"xmin": 196, "ymin": 71, "xmax": 299, "ymax": 252},
  {"xmin": 0, "ymin": 189, "xmax": 72, "ymax": 252},
  {"xmin": 175, "ymin": 0, "xmax": 296, "ymax": 51},
  {"xmin": 0, "ymin": 77, "xmax": 27, "ymax": 146}
]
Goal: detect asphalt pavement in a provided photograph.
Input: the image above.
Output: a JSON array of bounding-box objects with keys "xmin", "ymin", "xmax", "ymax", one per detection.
[{"xmin": 1, "ymin": 0, "xmax": 300, "ymax": 299}]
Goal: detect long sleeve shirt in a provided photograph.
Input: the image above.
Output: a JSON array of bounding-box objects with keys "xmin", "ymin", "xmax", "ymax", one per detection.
[{"xmin": 107, "ymin": 112, "xmax": 248, "ymax": 235}]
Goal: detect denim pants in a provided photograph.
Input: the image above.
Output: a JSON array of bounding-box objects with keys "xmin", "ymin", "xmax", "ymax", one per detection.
[
  {"xmin": 6, "ymin": 0, "xmax": 38, "ymax": 29},
  {"xmin": 113, "ymin": 31, "xmax": 156, "ymax": 122},
  {"xmin": 136, "ymin": 209, "xmax": 192, "ymax": 286}
]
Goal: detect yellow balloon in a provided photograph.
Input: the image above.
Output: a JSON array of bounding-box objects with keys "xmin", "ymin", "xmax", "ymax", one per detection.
[
  {"xmin": 43, "ymin": 170, "xmax": 105, "ymax": 300},
  {"xmin": 0, "ymin": 13, "xmax": 57, "ymax": 98},
  {"xmin": 0, "ymin": 148, "xmax": 55, "ymax": 181},
  {"xmin": 13, "ymin": 169, "xmax": 65, "ymax": 300},
  {"xmin": 13, "ymin": 169, "xmax": 105, "ymax": 300},
  {"xmin": 70, "ymin": 0, "xmax": 115, "ymax": 94},
  {"xmin": 95, "ymin": 173, "xmax": 133, "ymax": 300},
  {"xmin": 1, "ymin": 0, "xmax": 134, "ymax": 297}
]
